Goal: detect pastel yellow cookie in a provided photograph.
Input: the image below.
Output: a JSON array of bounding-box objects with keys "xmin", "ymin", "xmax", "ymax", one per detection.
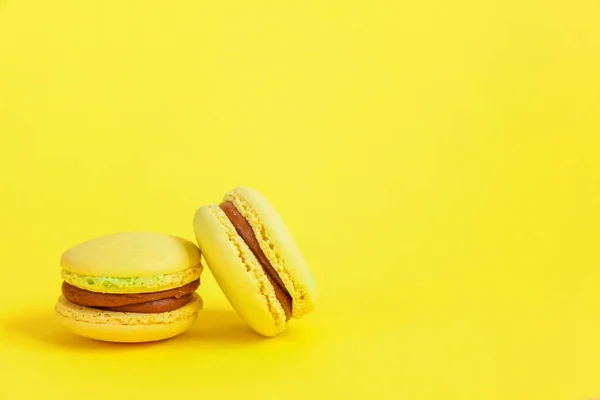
[
  {"xmin": 56, "ymin": 231, "xmax": 204, "ymax": 342},
  {"xmin": 193, "ymin": 187, "xmax": 317, "ymax": 337}
]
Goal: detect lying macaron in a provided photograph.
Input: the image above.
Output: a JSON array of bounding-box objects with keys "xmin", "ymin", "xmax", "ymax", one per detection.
[
  {"xmin": 55, "ymin": 231, "xmax": 204, "ymax": 343},
  {"xmin": 193, "ymin": 187, "xmax": 317, "ymax": 337}
]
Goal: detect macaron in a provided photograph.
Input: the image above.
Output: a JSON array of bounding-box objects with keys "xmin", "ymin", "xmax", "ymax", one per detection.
[
  {"xmin": 55, "ymin": 231, "xmax": 204, "ymax": 343},
  {"xmin": 193, "ymin": 187, "xmax": 317, "ymax": 337}
]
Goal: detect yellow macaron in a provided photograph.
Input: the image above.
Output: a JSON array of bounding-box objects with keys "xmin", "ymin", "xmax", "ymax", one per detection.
[
  {"xmin": 193, "ymin": 187, "xmax": 317, "ymax": 337},
  {"xmin": 55, "ymin": 231, "xmax": 204, "ymax": 343}
]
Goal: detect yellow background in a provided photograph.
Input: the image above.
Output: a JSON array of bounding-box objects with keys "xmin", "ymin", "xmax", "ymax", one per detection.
[{"xmin": 1, "ymin": 0, "xmax": 599, "ymax": 398}]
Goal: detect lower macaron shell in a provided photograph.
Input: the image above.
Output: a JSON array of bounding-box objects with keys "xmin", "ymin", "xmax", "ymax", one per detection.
[
  {"xmin": 55, "ymin": 293, "xmax": 203, "ymax": 343},
  {"xmin": 56, "ymin": 314, "xmax": 199, "ymax": 343}
]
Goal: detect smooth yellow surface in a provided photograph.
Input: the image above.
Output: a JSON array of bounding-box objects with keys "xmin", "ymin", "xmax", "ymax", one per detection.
[
  {"xmin": 61, "ymin": 231, "xmax": 202, "ymax": 277},
  {"xmin": 0, "ymin": 0, "xmax": 599, "ymax": 398},
  {"xmin": 55, "ymin": 294, "xmax": 202, "ymax": 343},
  {"xmin": 194, "ymin": 205, "xmax": 287, "ymax": 337},
  {"xmin": 224, "ymin": 187, "xmax": 317, "ymax": 317}
]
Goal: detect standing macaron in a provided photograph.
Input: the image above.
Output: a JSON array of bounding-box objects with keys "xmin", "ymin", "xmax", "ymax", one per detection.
[
  {"xmin": 193, "ymin": 187, "xmax": 317, "ymax": 337},
  {"xmin": 55, "ymin": 232, "xmax": 203, "ymax": 343}
]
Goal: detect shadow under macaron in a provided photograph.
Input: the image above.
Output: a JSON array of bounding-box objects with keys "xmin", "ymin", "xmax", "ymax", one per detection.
[
  {"xmin": 5, "ymin": 307, "xmax": 269, "ymax": 349},
  {"xmin": 180, "ymin": 308, "xmax": 269, "ymax": 344},
  {"xmin": 5, "ymin": 311, "xmax": 175, "ymax": 350}
]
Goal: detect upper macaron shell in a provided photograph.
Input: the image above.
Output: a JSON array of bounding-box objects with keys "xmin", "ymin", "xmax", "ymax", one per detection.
[
  {"xmin": 61, "ymin": 232, "xmax": 202, "ymax": 278},
  {"xmin": 224, "ymin": 187, "xmax": 317, "ymax": 317}
]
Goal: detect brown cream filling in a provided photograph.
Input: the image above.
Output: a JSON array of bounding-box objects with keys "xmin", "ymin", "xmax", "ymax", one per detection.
[
  {"xmin": 220, "ymin": 201, "xmax": 293, "ymax": 320},
  {"xmin": 62, "ymin": 279, "xmax": 200, "ymax": 314}
]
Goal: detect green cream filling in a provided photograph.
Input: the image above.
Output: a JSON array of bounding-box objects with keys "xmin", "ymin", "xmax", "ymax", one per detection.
[{"xmin": 61, "ymin": 264, "xmax": 202, "ymax": 293}]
